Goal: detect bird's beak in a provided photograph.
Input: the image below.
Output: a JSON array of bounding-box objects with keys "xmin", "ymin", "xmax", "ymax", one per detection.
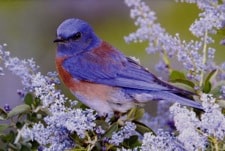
[{"xmin": 53, "ymin": 37, "xmax": 65, "ymax": 43}]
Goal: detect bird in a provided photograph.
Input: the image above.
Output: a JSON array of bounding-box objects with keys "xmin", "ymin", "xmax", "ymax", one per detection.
[{"xmin": 54, "ymin": 18, "xmax": 202, "ymax": 115}]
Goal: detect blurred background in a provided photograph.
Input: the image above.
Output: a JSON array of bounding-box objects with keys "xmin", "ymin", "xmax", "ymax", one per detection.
[{"xmin": 0, "ymin": 0, "xmax": 224, "ymax": 113}]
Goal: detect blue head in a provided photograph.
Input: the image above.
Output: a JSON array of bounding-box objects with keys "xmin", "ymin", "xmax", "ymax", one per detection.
[{"xmin": 54, "ymin": 18, "xmax": 101, "ymax": 57}]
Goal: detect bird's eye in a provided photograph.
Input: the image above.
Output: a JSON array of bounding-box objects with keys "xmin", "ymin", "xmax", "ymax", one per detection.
[{"xmin": 70, "ymin": 32, "xmax": 82, "ymax": 40}]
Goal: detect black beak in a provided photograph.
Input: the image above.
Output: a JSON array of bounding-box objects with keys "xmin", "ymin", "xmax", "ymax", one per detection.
[{"xmin": 53, "ymin": 38, "xmax": 65, "ymax": 43}]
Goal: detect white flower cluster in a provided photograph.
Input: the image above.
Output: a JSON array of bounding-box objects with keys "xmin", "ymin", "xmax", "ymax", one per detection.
[
  {"xmin": 109, "ymin": 122, "xmax": 136, "ymax": 146},
  {"xmin": 170, "ymin": 93, "xmax": 225, "ymax": 150},
  {"xmin": 0, "ymin": 44, "xmax": 97, "ymax": 150},
  {"xmin": 141, "ymin": 130, "xmax": 184, "ymax": 151},
  {"xmin": 124, "ymin": 0, "xmax": 178, "ymax": 56},
  {"xmin": 124, "ymin": 0, "xmax": 225, "ymax": 82}
]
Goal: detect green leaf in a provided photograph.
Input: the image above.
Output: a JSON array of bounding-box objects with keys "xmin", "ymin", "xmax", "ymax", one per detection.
[
  {"xmin": 134, "ymin": 108, "xmax": 144, "ymax": 120},
  {"xmin": 1, "ymin": 130, "xmax": 16, "ymax": 143},
  {"xmin": 95, "ymin": 120, "xmax": 109, "ymax": 130},
  {"xmin": 20, "ymin": 145, "xmax": 31, "ymax": 151},
  {"xmin": 7, "ymin": 104, "xmax": 30, "ymax": 118},
  {"xmin": 122, "ymin": 135, "xmax": 141, "ymax": 148},
  {"xmin": 203, "ymin": 69, "xmax": 218, "ymax": 93},
  {"xmin": 33, "ymin": 97, "xmax": 42, "ymax": 107},
  {"xmin": 104, "ymin": 122, "xmax": 119, "ymax": 138},
  {"xmin": 127, "ymin": 107, "xmax": 144, "ymax": 121},
  {"xmin": 0, "ymin": 124, "xmax": 8, "ymax": 132},
  {"xmin": 203, "ymin": 81, "xmax": 211, "ymax": 93},
  {"xmin": 0, "ymin": 108, "xmax": 7, "ymax": 120},
  {"xmin": 169, "ymin": 70, "xmax": 186, "ymax": 81},
  {"xmin": 170, "ymin": 79, "xmax": 195, "ymax": 88},
  {"xmin": 24, "ymin": 93, "xmax": 33, "ymax": 106},
  {"xmin": 169, "ymin": 70, "xmax": 195, "ymax": 89},
  {"xmin": 133, "ymin": 121, "xmax": 155, "ymax": 136}
]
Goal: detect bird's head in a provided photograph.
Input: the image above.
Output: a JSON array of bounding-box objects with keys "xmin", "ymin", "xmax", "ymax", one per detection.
[{"xmin": 54, "ymin": 18, "xmax": 100, "ymax": 56}]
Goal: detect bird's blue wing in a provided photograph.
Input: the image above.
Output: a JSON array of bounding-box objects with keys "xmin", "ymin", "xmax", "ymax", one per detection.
[{"xmin": 62, "ymin": 42, "xmax": 169, "ymax": 91}]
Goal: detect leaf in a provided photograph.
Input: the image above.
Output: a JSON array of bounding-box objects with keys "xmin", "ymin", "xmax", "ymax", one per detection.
[
  {"xmin": 169, "ymin": 70, "xmax": 195, "ymax": 89},
  {"xmin": 95, "ymin": 120, "xmax": 109, "ymax": 130},
  {"xmin": 20, "ymin": 145, "xmax": 31, "ymax": 151},
  {"xmin": 203, "ymin": 81, "xmax": 211, "ymax": 93},
  {"xmin": 122, "ymin": 135, "xmax": 141, "ymax": 148},
  {"xmin": 0, "ymin": 124, "xmax": 8, "ymax": 132},
  {"xmin": 1, "ymin": 130, "xmax": 16, "ymax": 143},
  {"xmin": 127, "ymin": 107, "xmax": 144, "ymax": 121},
  {"xmin": 24, "ymin": 93, "xmax": 33, "ymax": 106},
  {"xmin": 133, "ymin": 120, "xmax": 155, "ymax": 136},
  {"xmin": 7, "ymin": 104, "xmax": 30, "ymax": 118},
  {"xmin": 104, "ymin": 122, "xmax": 119, "ymax": 138},
  {"xmin": 127, "ymin": 108, "xmax": 135, "ymax": 120},
  {"xmin": 0, "ymin": 108, "xmax": 7, "ymax": 120},
  {"xmin": 169, "ymin": 70, "xmax": 186, "ymax": 81},
  {"xmin": 134, "ymin": 108, "xmax": 144, "ymax": 120},
  {"xmin": 203, "ymin": 69, "xmax": 218, "ymax": 93},
  {"xmin": 170, "ymin": 79, "xmax": 195, "ymax": 88}
]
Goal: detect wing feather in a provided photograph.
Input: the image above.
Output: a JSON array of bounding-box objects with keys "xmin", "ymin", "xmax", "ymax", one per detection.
[{"xmin": 63, "ymin": 42, "xmax": 169, "ymax": 91}]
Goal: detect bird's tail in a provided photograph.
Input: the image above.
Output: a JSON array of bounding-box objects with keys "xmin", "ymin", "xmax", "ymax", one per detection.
[{"xmin": 150, "ymin": 91, "xmax": 203, "ymax": 110}]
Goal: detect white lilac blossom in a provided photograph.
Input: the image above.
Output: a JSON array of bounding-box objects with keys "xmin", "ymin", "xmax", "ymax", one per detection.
[
  {"xmin": 0, "ymin": 45, "xmax": 39, "ymax": 91},
  {"xmin": 141, "ymin": 130, "xmax": 184, "ymax": 151},
  {"xmin": 44, "ymin": 109, "xmax": 96, "ymax": 138},
  {"xmin": 200, "ymin": 94, "xmax": 225, "ymax": 140},
  {"xmin": 124, "ymin": 0, "xmax": 224, "ymax": 83},
  {"xmin": 22, "ymin": 124, "xmax": 74, "ymax": 151},
  {"xmin": 176, "ymin": 0, "xmax": 225, "ymax": 82},
  {"xmin": 21, "ymin": 109, "xmax": 96, "ymax": 150},
  {"xmin": 142, "ymin": 95, "xmax": 225, "ymax": 150},
  {"xmin": 170, "ymin": 93, "xmax": 225, "ymax": 150},
  {"xmin": 177, "ymin": 0, "xmax": 225, "ymax": 39},
  {"xmin": 170, "ymin": 104, "xmax": 207, "ymax": 150},
  {"xmin": 124, "ymin": 0, "xmax": 180, "ymax": 57},
  {"xmin": 176, "ymin": 40, "xmax": 204, "ymax": 81},
  {"xmin": 0, "ymin": 45, "xmax": 75, "ymax": 108},
  {"xmin": 109, "ymin": 122, "xmax": 136, "ymax": 146},
  {"xmin": 123, "ymin": 0, "xmax": 193, "ymax": 79},
  {"xmin": 0, "ymin": 45, "xmax": 97, "ymax": 150},
  {"xmin": 207, "ymin": 47, "xmax": 215, "ymax": 60},
  {"xmin": 25, "ymin": 109, "xmax": 95, "ymax": 150},
  {"xmin": 31, "ymin": 71, "xmax": 76, "ymax": 109}
]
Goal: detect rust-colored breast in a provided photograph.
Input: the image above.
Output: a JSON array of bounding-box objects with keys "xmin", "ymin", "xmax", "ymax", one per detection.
[
  {"xmin": 55, "ymin": 57, "xmax": 75, "ymax": 88},
  {"xmin": 55, "ymin": 57, "xmax": 115, "ymax": 101}
]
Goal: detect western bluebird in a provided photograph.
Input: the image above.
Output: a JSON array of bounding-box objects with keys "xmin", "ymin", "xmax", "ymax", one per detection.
[{"xmin": 54, "ymin": 18, "xmax": 202, "ymax": 115}]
